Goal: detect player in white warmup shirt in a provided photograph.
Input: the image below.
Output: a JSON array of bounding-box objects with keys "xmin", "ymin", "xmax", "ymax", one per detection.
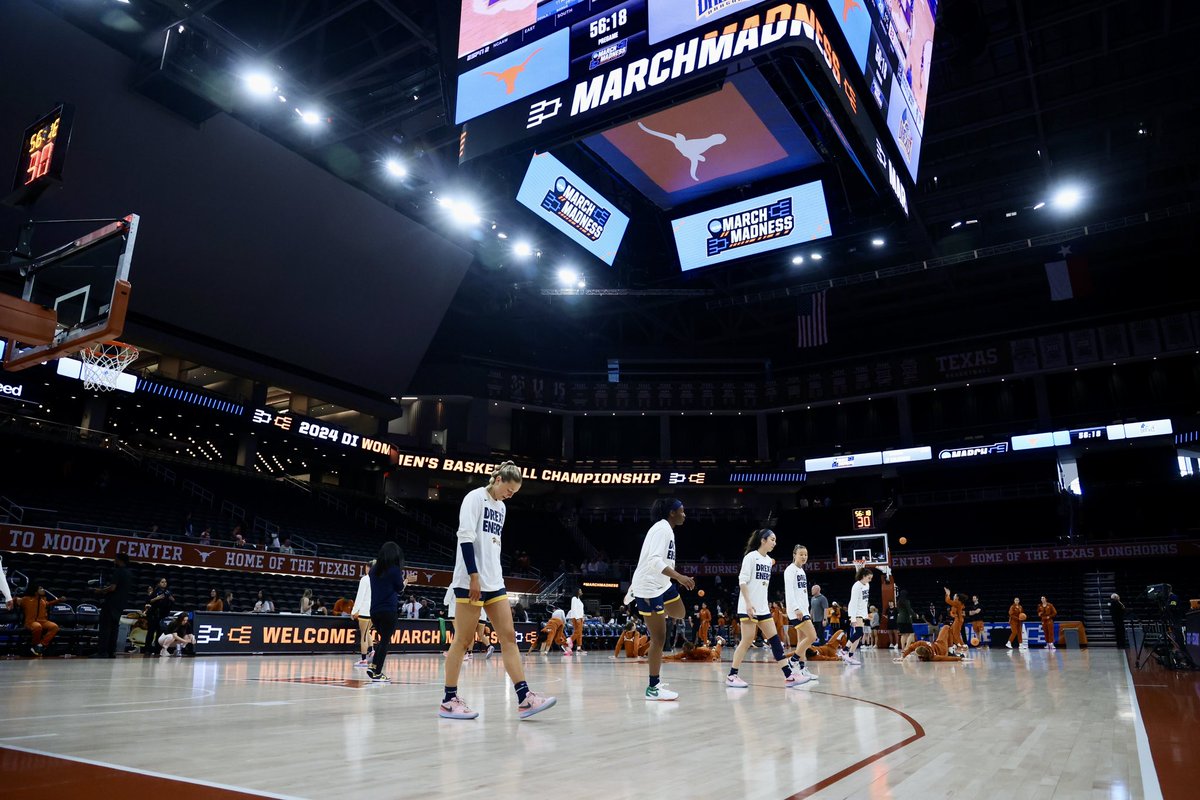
[
  {"xmin": 439, "ymin": 461, "xmax": 556, "ymax": 721},
  {"xmin": 841, "ymin": 567, "xmax": 873, "ymax": 666},
  {"xmin": 783, "ymin": 545, "xmax": 819, "ymax": 682},
  {"xmin": 629, "ymin": 498, "xmax": 695, "ymax": 701},
  {"xmin": 726, "ymin": 529, "xmax": 813, "ymax": 689}
]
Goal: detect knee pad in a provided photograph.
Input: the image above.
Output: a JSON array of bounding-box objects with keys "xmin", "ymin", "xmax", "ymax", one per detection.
[{"xmin": 768, "ymin": 634, "xmax": 785, "ymax": 661}]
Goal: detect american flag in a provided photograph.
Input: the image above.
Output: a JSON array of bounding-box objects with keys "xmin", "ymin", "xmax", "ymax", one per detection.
[{"xmin": 797, "ymin": 290, "xmax": 828, "ymax": 348}]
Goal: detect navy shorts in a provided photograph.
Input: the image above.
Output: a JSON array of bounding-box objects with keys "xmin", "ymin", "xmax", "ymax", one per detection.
[
  {"xmin": 634, "ymin": 584, "xmax": 682, "ymax": 616},
  {"xmin": 739, "ymin": 613, "xmax": 773, "ymax": 623},
  {"xmin": 788, "ymin": 616, "xmax": 813, "ymax": 626},
  {"xmin": 453, "ymin": 587, "xmax": 508, "ymax": 607}
]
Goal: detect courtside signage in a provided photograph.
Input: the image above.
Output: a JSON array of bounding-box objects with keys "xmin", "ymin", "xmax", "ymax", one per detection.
[
  {"xmin": 516, "ymin": 151, "xmax": 630, "ymax": 264},
  {"xmin": 672, "ymin": 181, "xmax": 830, "ymax": 270}
]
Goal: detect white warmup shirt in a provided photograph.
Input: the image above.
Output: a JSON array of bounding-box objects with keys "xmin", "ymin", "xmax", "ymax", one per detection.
[
  {"xmin": 551, "ymin": 608, "xmax": 566, "ymax": 624},
  {"xmin": 847, "ymin": 580, "xmax": 870, "ymax": 622},
  {"xmin": 452, "ymin": 486, "xmax": 507, "ymax": 593},
  {"xmin": 350, "ymin": 572, "xmax": 371, "ymax": 618},
  {"xmin": 0, "ymin": 555, "xmax": 12, "ymax": 605},
  {"xmin": 783, "ymin": 563, "xmax": 810, "ymax": 620},
  {"xmin": 629, "ymin": 520, "xmax": 676, "ymax": 598},
  {"xmin": 569, "ymin": 596, "xmax": 585, "ymax": 620},
  {"xmin": 736, "ymin": 551, "xmax": 773, "ymax": 616}
]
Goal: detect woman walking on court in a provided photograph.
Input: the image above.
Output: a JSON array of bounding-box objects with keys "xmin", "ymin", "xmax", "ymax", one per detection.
[
  {"xmin": 783, "ymin": 544, "xmax": 819, "ymax": 682},
  {"xmin": 628, "ymin": 498, "xmax": 695, "ymax": 701},
  {"xmin": 841, "ymin": 566, "xmax": 873, "ymax": 666},
  {"xmin": 351, "ymin": 560, "xmax": 374, "ymax": 668},
  {"xmin": 726, "ymin": 529, "xmax": 811, "ymax": 689},
  {"xmin": 367, "ymin": 543, "xmax": 406, "ymax": 682},
  {"xmin": 440, "ymin": 462, "xmax": 556, "ymax": 720}
]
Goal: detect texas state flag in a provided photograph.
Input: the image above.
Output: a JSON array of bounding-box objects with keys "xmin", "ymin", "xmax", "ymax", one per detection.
[{"xmin": 1044, "ymin": 244, "xmax": 1092, "ymax": 301}]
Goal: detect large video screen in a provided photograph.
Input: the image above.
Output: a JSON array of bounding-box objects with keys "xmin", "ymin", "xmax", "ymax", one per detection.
[
  {"xmin": 671, "ymin": 181, "xmax": 831, "ymax": 272},
  {"xmin": 515, "ymin": 151, "xmax": 630, "ymax": 265},
  {"xmin": 824, "ymin": 0, "xmax": 937, "ymax": 181},
  {"xmin": 583, "ymin": 69, "xmax": 822, "ymax": 209}
]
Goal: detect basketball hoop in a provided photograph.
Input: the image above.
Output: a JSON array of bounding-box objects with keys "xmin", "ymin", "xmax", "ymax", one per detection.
[
  {"xmin": 853, "ymin": 558, "xmax": 868, "ymax": 573},
  {"xmin": 77, "ymin": 340, "xmax": 139, "ymax": 391}
]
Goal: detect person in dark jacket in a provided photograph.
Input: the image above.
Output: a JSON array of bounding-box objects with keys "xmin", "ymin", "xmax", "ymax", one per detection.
[
  {"xmin": 367, "ymin": 541, "xmax": 406, "ymax": 682},
  {"xmin": 1108, "ymin": 593, "xmax": 1127, "ymax": 649},
  {"xmin": 896, "ymin": 589, "xmax": 916, "ymax": 650},
  {"xmin": 92, "ymin": 553, "xmax": 133, "ymax": 658}
]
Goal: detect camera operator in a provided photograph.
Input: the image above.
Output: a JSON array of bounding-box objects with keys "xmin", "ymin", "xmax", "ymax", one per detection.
[{"xmin": 1108, "ymin": 593, "xmax": 1126, "ymax": 649}]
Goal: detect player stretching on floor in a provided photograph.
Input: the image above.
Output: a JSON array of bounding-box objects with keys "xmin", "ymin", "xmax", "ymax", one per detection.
[
  {"xmin": 727, "ymin": 530, "xmax": 812, "ymax": 689},
  {"xmin": 611, "ymin": 621, "xmax": 650, "ymax": 659},
  {"xmin": 665, "ymin": 637, "xmax": 725, "ymax": 662},
  {"xmin": 629, "ymin": 498, "xmax": 695, "ymax": 701},
  {"xmin": 783, "ymin": 544, "xmax": 819, "ymax": 683},
  {"xmin": 841, "ymin": 567, "xmax": 873, "ymax": 666},
  {"xmin": 805, "ymin": 629, "xmax": 849, "ymax": 660},
  {"xmin": 894, "ymin": 625, "xmax": 968, "ymax": 662},
  {"xmin": 439, "ymin": 462, "xmax": 556, "ymax": 721}
]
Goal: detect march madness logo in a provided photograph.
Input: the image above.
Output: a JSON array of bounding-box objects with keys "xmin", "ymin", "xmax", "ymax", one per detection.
[
  {"xmin": 706, "ymin": 197, "xmax": 794, "ymax": 256},
  {"xmin": 697, "ymin": 0, "xmax": 741, "ymax": 20},
  {"xmin": 542, "ymin": 177, "xmax": 611, "ymax": 241}
]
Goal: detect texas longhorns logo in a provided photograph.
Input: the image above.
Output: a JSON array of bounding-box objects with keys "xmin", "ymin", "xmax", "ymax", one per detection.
[
  {"xmin": 424, "ymin": 572, "xmax": 435, "ymax": 583},
  {"xmin": 484, "ymin": 48, "xmax": 541, "ymax": 94},
  {"xmin": 843, "ymin": 0, "xmax": 862, "ymax": 21},
  {"xmin": 195, "ymin": 550, "xmax": 215, "ymax": 563},
  {"xmin": 637, "ymin": 122, "xmax": 727, "ymax": 182}
]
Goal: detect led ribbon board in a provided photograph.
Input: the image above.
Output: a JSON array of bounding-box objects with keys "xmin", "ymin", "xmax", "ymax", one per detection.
[{"xmin": 515, "ymin": 151, "xmax": 630, "ymax": 264}]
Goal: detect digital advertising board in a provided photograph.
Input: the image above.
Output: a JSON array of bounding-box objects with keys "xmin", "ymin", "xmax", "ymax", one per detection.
[{"xmin": 515, "ymin": 150, "xmax": 630, "ymax": 264}]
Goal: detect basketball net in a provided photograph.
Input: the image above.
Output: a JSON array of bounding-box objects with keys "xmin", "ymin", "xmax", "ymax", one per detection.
[{"xmin": 78, "ymin": 340, "xmax": 138, "ymax": 391}]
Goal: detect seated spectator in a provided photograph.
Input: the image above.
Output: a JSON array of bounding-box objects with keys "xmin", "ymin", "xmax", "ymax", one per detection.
[
  {"xmin": 17, "ymin": 583, "xmax": 65, "ymax": 656},
  {"xmin": 157, "ymin": 612, "xmax": 195, "ymax": 656},
  {"xmin": 234, "ymin": 533, "xmax": 250, "ymax": 549},
  {"xmin": 418, "ymin": 598, "xmax": 432, "ymax": 619},
  {"xmin": 313, "ymin": 597, "xmax": 328, "ymax": 616},
  {"xmin": 300, "ymin": 588, "xmax": 314, "ymax": 615},
  {"xmin": 199, "ymin": 526, "xmax": 212, "ymax": 546},
  {"xmin": 331, "ymin": 596, "xmax": 353, "ymax": 616},
  {"xmin": 269, "ymin": 532, "xmax": 281, "ymax": 551},
  {"xmin": 401, "ymin": 595, "xmax": 421, "ymax": 619},
  {"xmin": 206, "ymin": 588, "xmax": 224, "ymax": 612},
  {"xmin": 224, "ymin": 591, "xmax": 235, "ymax": 612},
  {"xmin": 252, "ymin": 591, "xmax": 275, "ymax": 613},
  {"xmin": 279, "ymin": 538, "xmax": 295, "ymax": 555},
  {"xmin": 0, "ymin": 554, "xmax": 11, "ymax": 610}
]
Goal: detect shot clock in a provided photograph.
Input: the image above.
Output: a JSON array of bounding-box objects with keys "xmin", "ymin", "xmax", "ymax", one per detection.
[
  {"xmin": 7, "ymin": 104, "xmax": 74, "ymax": 207},
  {"xmin": 853, "ymin": 507, "xmax": 875, "ymax": 530}
]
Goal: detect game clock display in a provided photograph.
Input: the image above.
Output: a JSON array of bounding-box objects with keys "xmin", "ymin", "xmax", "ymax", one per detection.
[
  {"xmin": 7, "ymin": 104, "xmax": 73, "ymax": 206},
  {"xmin": 853, "ymin": 507, "xmax": 875, "ymax": 530}
]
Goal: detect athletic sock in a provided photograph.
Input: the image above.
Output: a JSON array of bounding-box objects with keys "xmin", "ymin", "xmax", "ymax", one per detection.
[
  {"xmin": 443, "ymin": 686, "xmax": 457, "ymax": 704},
  {"xmin": 649, "ymin": 675, "xmax": 661, "ymax": 688},
  {"xmin": 514, "ymin": 680, "xmax": 530, "ymax": 703},
  {"xmin": 781, "ymin": 663, "xmax": 793, "ymax": 678},
  {"xmin": 728, "ymin": 667, "xmax": 739, "ymax": 677}
]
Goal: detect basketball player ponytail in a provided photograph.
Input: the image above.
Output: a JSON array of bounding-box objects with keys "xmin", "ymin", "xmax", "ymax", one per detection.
[
  {"xmin": 487, "ymin": 460, "xmax": 523, "ymax": 489},
  {"xmin": 744, "ymin": 528, "xmax": 773, "ymax": 555}
]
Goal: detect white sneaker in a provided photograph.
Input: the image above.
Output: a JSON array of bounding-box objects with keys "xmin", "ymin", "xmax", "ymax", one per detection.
[
  {"xmin": 785, "ymin": 673, "xmax": 815, "ymax": 688},
  {"xmin": 1005, "ymin": 641, "xmax": 1012, "ymax": 649},
  {"xmin": 725, "ymin": 674, "xmax": 749, "ymax": 688},
  {"xmin": 485, "ymin": 645, "xmax": 495, "ymax": 659},
  {"xmin": 1047, "ymin": 643, "xmax": 1056, "ymax": 650},
  {"xmin": 645, "ymin": 685, "xmax": 678, "ymax": 701},
  {"xmin": 840, "ymin": 650, "xmax": 862, "ymax": 666},
  {"xmin": 800, "ymin": 666, "xmax": 818, "ymax": 681}
]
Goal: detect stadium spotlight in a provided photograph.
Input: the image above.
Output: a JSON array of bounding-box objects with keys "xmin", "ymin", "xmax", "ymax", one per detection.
[
  {"xmin": 557, "ymin": 267, "xmax": 579, "ymax": 286},
  {"xmin": 871, "ymin": 238, "xmax": 885, "ymax": 247},
  {"xmin": 950, "ymin": 221, "xmax": 963, "ymax": 229},
  {"xmin": 295, "ymin": 108, "xmax": 324, "ymax": 126},
  {"xmin": 1051, "ymin": 185, "xmax": 1083, "ymax": 211},
  {"xmin": 1032, "ymin": 201, "xmax": 1047, "ymax": 210},
  {"xmin": 384, "ymin": 158, "xmax": 407, "ymax": 178},
  {"xmin": 791, "ymin": 256, "xmax": 804, "ymax": 265},
  {"xmin": 577, "ymin": 279, "xmax": 587, "ymax": 289},
  {"xmin": 438, "ymin": 197, "xmax": 481, "ymax": 225},
  {"xmin": 810, "ymin": 252, "xmax": 823, "ymax": 261},
  {"xmin": 244, "ymin": 72, "xmax": 276, "ymax": 97},
  {"xmin": 513, "ymin": 241, "xmax": 533, "ymax": 258}
]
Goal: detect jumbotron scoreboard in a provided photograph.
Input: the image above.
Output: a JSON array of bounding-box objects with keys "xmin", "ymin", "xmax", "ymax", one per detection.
[{"xmin": 448, "ymin": 1, "xmax": 934, "ymax": 217}]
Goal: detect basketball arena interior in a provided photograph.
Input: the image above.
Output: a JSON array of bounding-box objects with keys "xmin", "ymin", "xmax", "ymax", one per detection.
[{"xmin": 1, "ymin": 1, "xmax": 1198, "ymax": 798}]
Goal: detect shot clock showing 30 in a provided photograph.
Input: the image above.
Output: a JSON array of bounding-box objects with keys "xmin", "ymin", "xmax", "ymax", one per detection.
[{"xmin": 7, "ymin": 104, "xmax": 73, "ymax": 206}]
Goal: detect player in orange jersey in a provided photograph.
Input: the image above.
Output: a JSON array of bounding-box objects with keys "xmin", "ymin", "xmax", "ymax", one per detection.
[
  {"xmin": 696, "ymin": 602, "xmax": 712, "ymax": 645},
  {"xmin": 1007, "ymin": 597, "xmax": 1025, "ymax": 650},
  {"xmin": 611, "ymin": 621, "xmax": 650, "ymax": 659},
  {"xmin": 895, "ymin": 625, "xmax": 967, "ymax": 662},
  {"xmin": 1037, "ymin": 596, "xmax": 1058, "ymax": 650},
  {"xmin": 665, "ymin": 637, "xmax": 724, "ymax": 662}
]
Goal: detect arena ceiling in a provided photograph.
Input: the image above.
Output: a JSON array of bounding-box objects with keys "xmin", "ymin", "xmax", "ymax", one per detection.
[{"xmin": 10, "ymin": 0, "xmax": 1200, "ymax": 401}]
